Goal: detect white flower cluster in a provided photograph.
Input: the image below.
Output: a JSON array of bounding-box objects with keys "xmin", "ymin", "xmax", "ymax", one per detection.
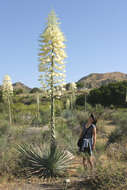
[
  {"xmin": 2, "ymin": 75, "xmax": 13, "ymax": 99},
  {"xmin": 39, "ymin": 10, "xmax": 67, "ymax": 89},
  {"xmin": 69, "ymin": 82, "xmax": 77, "ymax": 91}
]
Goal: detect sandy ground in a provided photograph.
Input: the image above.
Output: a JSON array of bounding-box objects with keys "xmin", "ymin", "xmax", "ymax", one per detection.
[{"xmin": 0, "ymin": 178, "xmax": 91, "ymax": 190}]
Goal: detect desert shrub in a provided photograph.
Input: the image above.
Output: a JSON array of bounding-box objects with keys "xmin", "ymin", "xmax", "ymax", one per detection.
[
  {"xmin": 55, "ymin": 118, "xmax": 78, "ymax": 154},
  {"xmin": 66, "ymin": 117, "xmax": 79, "ymax": 129},
  {"xmin": 96, "ymin": 119, "xmax": 107, "ymax": 135},
  {"xmin": 84, "ymin": 165, "xmax": 127, "ymax": 190},
  {"xmin": 106, "ymin": 143, "xmax": 127, "ymax": 161},
  {"xmin": 0, "ymin": 146, "xmax": 20, "ymax": 176},
  {"xmin": 107, "ymin": 111, "xmax": 127, "ymax": 144},
  {"xmin": 55, "ymin": 99, "xmax": 64, "ymax": 116},
  {"xmin": 0, "ymin": 120, "xmax": 9, "ymax": 136},
  {"xmin": 39, "ymin": 110, "xmax": 50, "ymax": 125},
  {"xmin": 61, "ymin": 109, "xmax": 74, "ymax": 119},
  {"xmin": 62, "ymin": 133, "xmax": 78, "ymax": 155},
  {"xmin": 102, "ymin": 108, "xmax": 114, "ymax": 120},
  {"xmin": 0, "ymin": 103, "xmax": 5, "ymax": 112},
  {"xmin": 13, "ymin": 103, "xmax": 41, "ymax": 125},
  {"xmin": 8, "ymin": 125, "xmax": 26, "ymax": 140},
  {"xmin": 0, "ymin": 136, "xmax": 8, "ymax": 151},
  {"xmin": 75, "ymin": 110, "xmax": 89, "ymax": 126},
  {"xmin": 110, "ymin": 110, "xmax": 127, "ymax": 125},
  {"xmin": 56, "ymin": 121, "xmax": 71, "ymax": 138},
  {"xmin": 31, "ymin": 117, "xmax": 42, "ymax": 127}
]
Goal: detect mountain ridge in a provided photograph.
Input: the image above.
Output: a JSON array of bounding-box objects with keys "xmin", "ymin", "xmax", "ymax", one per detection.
[
  {"xmin": 1, "ymin": 72, "xmax": 127, "ymax": 91},
  {"xmin": 77, "ymin": 72, "xmax": 127, "ymax": 89}
]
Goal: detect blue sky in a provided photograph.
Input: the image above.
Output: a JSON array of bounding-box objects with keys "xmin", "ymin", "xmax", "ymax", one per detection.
[{"xmin": 0, "ymin": 0, "xmax": 127, "ymax": 87}]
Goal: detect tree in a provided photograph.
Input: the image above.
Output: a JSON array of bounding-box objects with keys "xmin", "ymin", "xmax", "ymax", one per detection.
[
  {"xmin": 2, "ymin": 75, "xmax": 13, "ymax": 125},
  {"xmin": 87, "ymin": 81, "xmax": 127, "ymax": 107},
  {"xmin": 38, "ymin": 10, "xmax": 67, "ymax": 152},
  {"xmin": 76, "ymin": 81, "xmax": 84, "ymax": 89},
  {"xmin": 30, "ymin": 87, "xmax": 41, "ymax": 94}
]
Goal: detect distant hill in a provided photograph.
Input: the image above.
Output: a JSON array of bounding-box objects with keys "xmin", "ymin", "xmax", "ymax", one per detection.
[
  {"xmin": 77, "ymin": 72, "xmax": 127, "ymax": 89},
  {"xmin": 13, "ymin": 82, "xmax": 31, "ymax": 93}
]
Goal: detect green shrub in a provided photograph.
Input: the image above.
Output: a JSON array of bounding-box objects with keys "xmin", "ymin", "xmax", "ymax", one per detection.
[
  {"xmin": 85, "ymin": 165, "xmax": 127, "ymax": 190},
  {"xmin": 75, "ymin": 110, "xmax": 89, "ymax": 126},
  {"xmin": 14, "ymin": 88, "xmax": 23, "ymax": 95},
  {"xmin": 30, "ymin": 88, "xmax": 41, "ymax": 93},
  {"xmin": 0, "ymin": 120, "xmax": 9, "ymax": 136},
  {"xmin": 107, "ymin": 111, "xmax": 127, "ymax": 144}
]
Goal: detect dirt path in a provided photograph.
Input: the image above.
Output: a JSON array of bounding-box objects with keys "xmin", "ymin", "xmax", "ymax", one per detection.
[{"xmin": 0, "ymin": 178, "xmax": 91, "ymax": 190}]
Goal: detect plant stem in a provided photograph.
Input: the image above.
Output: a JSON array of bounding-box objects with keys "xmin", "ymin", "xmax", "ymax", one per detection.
[
  {"xmin": 8, "ymin": 96, "xmax": 12, "ymax": 125},
  {"xmin": 50, "ymin": 51, "xmax": 56, "ymax": 152}
]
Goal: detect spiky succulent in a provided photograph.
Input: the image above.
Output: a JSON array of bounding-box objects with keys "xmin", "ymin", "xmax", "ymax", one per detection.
[{"xmin": 17, "ymin": 144, "xmax": 73, "ymax": 179}]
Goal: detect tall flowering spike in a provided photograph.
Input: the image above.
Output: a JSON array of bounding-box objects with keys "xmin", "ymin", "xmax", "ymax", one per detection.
[
  {"xmin": 39, "ymin": 10, "xmax": 67, "ymax": 91},
  {"xmin": 38, "ymin": 10, "xmax": 67, "ymax": 152},
  {"xmin": 2, "ymin": 75, "xmax": 13, "ymax": 125},
  {"xmin": 2, "ymin": 75, "xmax": 13, "ymax": 99},
  {"xmin": 69, "ymin": 82, "xmax": 77, "ymax": 110},
  {"xmin": 69, "ymin": 82, "xmax": 77, "ymax": 91},
  {"xmin": 47, "ymin": 10, "xmax": 59, "ymax": 26}
]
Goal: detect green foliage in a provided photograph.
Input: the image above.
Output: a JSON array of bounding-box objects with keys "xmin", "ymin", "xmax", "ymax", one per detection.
[
  {"xmin": 75, "ymin": 110, "xmax": 89, "ymax": 126},
  {"xmin": 76, "ymin": 94, "xmax": 86, "ymax": 106},
  {"xmin": 107, "ymin": 110, "xmax": 127, "ymax": 144},
  {"xmin": 88, "ymin": 81, "xmax": 127, "ymax": 107},
  {"xmin": 30, "ymin": 88, "xmax": 41, "ymax": 93},
  {"xmin": 17, "ymin": 144, "xmax": 73, "ymax": 179},
  {"xmin": 55, "ymin": 99, "xmax": 64, "ymax": 116},
  {"xmin": 0, "ymin": 120, "xmax": 9, "ymax": 136},
  {"xmin": 76, "ymin": 81, "xmax": 84, "ymax": 89},
  {"xmin": 14, "ymin": 88, "xmax": 23, "ymax": 95}
]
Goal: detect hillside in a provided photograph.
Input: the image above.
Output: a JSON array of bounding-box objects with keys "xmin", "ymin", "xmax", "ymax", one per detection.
[
  {"xmin": 13, "ymin": 82, "xmax": 31, "ymax": 93},
  {"xmin": 77, "ymin": 72, "xmax": 127, "ymax": 89}
]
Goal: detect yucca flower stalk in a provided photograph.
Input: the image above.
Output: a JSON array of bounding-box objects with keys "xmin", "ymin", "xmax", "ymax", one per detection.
[
  {"xmin": 69, "ymin": 82, "xmax": 77, "ymax": 110},
  {"xmin": 2, "ymin": 75, "xmax": 13, "ymax": 125},
  {"xmin": 39, "ymin": 10, "xmax": 67, "ymax": 152},
  {"xmin": 66, "ymin": 98, "xmax": 71, "ymax": 110},
  {"xmin": 36, "ymin": 92, "xmax": 40, "ymax": 126}
]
